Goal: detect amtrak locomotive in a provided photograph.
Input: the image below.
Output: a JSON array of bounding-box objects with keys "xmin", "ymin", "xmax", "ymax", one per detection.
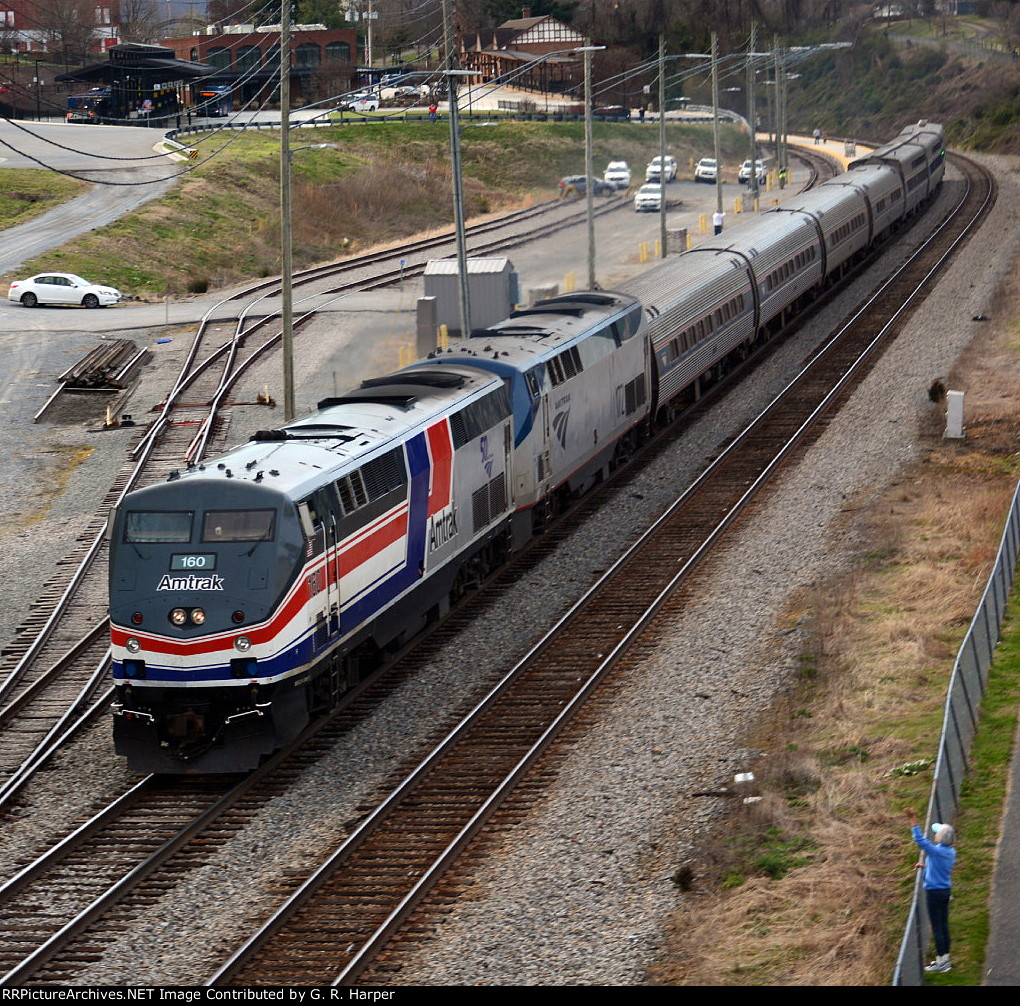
[{"xmin": 108, "ymin": 122, "xmax": 945, "ymax": 773}]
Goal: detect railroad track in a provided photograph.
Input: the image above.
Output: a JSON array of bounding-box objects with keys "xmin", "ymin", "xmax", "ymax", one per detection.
[
  {"xmin": 0, "ymin": 155, "xmax": 987, "ymax": 986},
  {"xmin": 0, "ymin": 193, "xmax": 613, "ymax": 810},
  {"xmin": 204, "ymin": 154, "xmax": 992, "ymax": 986}
]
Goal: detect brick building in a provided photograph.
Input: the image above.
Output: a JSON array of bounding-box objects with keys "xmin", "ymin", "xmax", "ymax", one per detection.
[{"xmin": 159, "ymin": 23, "xmax": 358, "ymax": 107}]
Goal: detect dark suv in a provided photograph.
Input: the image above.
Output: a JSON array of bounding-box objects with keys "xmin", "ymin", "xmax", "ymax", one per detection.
[{"xmin": 558, "ymin": 175, "xmax": 613, "ymax": 197}]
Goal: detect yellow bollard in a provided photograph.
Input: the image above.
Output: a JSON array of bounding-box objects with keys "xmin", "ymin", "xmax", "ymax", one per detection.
[
  {"xmin": 438, "ymin": 324, "xmax": 449, "ymax": 350},
  {"xmin": 699, "ymin": 213, "xmax": 708, "ymax": 233},
  {"xmin": 686, "ymin": 232, "xmax": 693, "ymax": 250},
  {"xmin": 654, "ymin": 239, "xmax": 661, "ymax": 257},
  {"xmin": 639, "ymin": 242, "xmax": 648, "ymax": 263},
  {"xmin": 734, "ymin": 196, "xmax": 743, "ymax": 214},
  {"xmin": 564, "ymin": 271, "xmax": 576, "ymax": 292}
]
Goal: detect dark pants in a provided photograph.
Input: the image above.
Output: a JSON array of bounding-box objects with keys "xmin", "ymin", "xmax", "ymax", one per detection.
[
  {"xmin": 927, "ymin": 888, "xmax": 951, "ymax": 955},
  {"xmin": 714, "ymin": 224, "xmax": 722, "ymax": 235}
]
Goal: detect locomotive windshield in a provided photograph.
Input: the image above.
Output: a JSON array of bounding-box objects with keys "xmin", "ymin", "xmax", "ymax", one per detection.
[
  {"xmin": 124, "ymin": 511, "xmax": 193, "ymax": 543},
  {"xmin": 201, "ymin": 509, "xmax": 276, "ymax": 542}
]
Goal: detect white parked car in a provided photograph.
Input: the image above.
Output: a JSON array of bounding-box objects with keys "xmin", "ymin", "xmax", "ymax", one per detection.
[
  {"xmin": 8, "ymin": 273, "xmax": 121, "ymax": 308},
  {"xmin": 738, "ymin": 158, "xmax": 768, "ymax": 184},
  {"xmin": 633, "ymin": 182, "xmax": 663, "ymax": 212},
  {"xmin": 341, "ymin": 92, "xmax": 379, "ymax": 112},
  {"xmin": 645, "ymin": 155, "xmax": 677, "ymax": 182},
  {"xmin": 603, "ymin": 160, "xmax": 632, "ymax": 189},
  {"xmin": 694, "ymin": 157, "xmax": 719, "ymax": 183}
]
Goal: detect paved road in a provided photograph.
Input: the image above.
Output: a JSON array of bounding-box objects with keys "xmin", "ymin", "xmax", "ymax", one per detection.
[{"xmin": 0, "ymin": 120, "xmax": 181, "ymax": 275}]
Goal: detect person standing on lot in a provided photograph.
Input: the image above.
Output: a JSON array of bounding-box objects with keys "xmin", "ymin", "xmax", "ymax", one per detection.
[
  {"xmin": 905, "ymin": 807, "xmax": 957, "ymax": 973},
  {"xmin": 712, "ymin": 209, "xmax": 725, "ymax": 235},
  {"xmin": 429, "ymin": 102, "xmax": 438, "ymax": 124}
]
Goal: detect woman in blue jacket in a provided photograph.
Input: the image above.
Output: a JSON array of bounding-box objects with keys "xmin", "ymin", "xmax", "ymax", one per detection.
[{"xmin": 905, "ymin": 807, "xmax": 958, "ymax": 973}]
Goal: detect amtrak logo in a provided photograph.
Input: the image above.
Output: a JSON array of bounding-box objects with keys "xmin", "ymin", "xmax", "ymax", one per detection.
[
  {"xmin": 552, "ymin": 409, "xmax": 570, "ymax": 449},
  {"xmin": 157, "ymin": 574, "xmax": 225, "ymax": 591},
  {"xmin": 428, "ymin": 506, "xmax": 459, "ymax": 552},
  {"xmin": 480, "ymin": 435, "xmax": 494, "ymax": 479}
]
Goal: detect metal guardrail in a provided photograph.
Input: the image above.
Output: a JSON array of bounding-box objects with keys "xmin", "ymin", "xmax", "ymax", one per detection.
[
  {"xmin": 165, "ymin": 102, "xmax": 744, "ymax": 141},
  {"xmin": 893, "ymin": 478, "xmax": 1020, "ymax": 985}
]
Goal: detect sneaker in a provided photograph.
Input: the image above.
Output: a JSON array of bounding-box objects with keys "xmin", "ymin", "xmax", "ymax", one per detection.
[{"xmin": 925, "ymin": 955, "xmax": 951, "ymax": 973}]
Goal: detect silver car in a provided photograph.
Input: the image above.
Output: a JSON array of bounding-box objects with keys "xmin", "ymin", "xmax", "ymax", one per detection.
[{"xmin": 8, "ymin": 272, "xmax": 121, "ymax": 308}]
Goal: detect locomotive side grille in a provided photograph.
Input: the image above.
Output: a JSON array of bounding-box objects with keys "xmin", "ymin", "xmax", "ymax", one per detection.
[
  {"xmin": 489, "ymin": 471, "xmax": 506, "ymax": 518},
  {"xmin": 471, "ymin": 485, "xmax": 489, "ymax": 533},
  {"xmin": 471, "ymin": 472, "xmax": 506, "ymax": 534},
  {"xmin": 362, "ymin": 448, "xmax": 405, "ymax": 498},
  {"xmin": 336, "ymin": 472, "xmax": 367, "ymax": 513},
  {"xmin": 624, "ymin": 374, "xmax": 647, "ymax": 415}
]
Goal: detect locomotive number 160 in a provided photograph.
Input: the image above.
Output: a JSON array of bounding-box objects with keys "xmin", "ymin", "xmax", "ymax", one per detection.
[{"xmin": 170, "ymin": 553, "xmax": 217, "ymax": 571}]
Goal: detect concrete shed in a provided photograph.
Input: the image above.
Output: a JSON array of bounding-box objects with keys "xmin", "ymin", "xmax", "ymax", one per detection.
[{"xmin": 423, "ymin": 257, "xmax": 520, "ymax": 336}]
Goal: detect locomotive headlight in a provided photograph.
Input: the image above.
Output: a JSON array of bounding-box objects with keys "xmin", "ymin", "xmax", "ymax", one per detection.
[
  {"xmin": 190, "ymin": 608, "xmax": 206, "ymax": 625},
  {"xmin": 170, "ymin": 608, "xmax": 187, "ymax": 626},
  {"xmin": 126, "ymin": 637, "xmax": 141, "ymax": 654},
  {"xmin": 234, "ymin": 635, "xmax": 252, "ymax": 652}
]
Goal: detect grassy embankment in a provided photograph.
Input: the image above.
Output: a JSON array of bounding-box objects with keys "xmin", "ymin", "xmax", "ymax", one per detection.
[
  {"xmin": 787, "ymin": 28, "xmax": 1020, "ymax": 155},
  {"xmin": 4, "ymin": 120, "xmax": 746, "ymax": 299},
  {"xmin": 652, "ymin": 304, "xmax": 1020, "ymax": 985},
  {"xmin": 0, "ymin": 170, "xmax": 87, "ymax": 229}
]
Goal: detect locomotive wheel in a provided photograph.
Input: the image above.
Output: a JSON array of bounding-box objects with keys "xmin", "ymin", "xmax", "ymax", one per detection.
[{"xmin": 21, "ymin": 292, "xmax": 37, "ymax": 308}]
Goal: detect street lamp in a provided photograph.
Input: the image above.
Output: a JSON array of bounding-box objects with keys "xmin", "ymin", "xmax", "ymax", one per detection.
[
  {"xmin": 281, "ymin": 143, "xmax": 338, "ymax": 420},
  {"xmin": 450, "ymin": 46, "xmax": 602, "ymax": 298},
  {"xmin": 280, "ymin": 2, "xmax": 295, "ymax": 420},
  {"xmin": 443, "ymin": 67, "xmax": 476, "ymax": 338},
  {"xmin": 660, "ymin": 50, "xmax": 711, "ymax": 256}
]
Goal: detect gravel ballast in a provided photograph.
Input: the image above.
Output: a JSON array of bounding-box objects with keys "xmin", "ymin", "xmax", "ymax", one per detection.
[{"xmin": 1, "ymin": 153, "xmax": 1017, "ymax": 986}]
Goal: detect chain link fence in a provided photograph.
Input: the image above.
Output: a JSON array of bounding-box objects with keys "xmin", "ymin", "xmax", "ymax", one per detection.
[{"xmin": 893, "ymin": 478, "xmax": 1020, "ymax": 985}]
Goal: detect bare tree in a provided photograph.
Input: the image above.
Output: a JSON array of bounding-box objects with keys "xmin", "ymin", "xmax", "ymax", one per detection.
[
  {"xmin": 207, "ymin": 0, "xmax": 254, "ymax": 25},
  {"xmin": 119, "ymin": 0, "xmax": 162, "ymax": 41},
  {"xmin": 29, "ymin": 0, "xmax": 103, "ymax": 60}
]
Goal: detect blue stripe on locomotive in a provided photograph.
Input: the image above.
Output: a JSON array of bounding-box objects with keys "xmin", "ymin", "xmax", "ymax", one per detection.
[{"xmin": 340, "ymin": 429, "xmax": 432, "ymax": 633}]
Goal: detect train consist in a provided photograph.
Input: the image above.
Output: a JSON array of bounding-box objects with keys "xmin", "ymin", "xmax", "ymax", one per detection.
[{"xmin": 108, "ymin": 121, "xmax": 945, "ymax": 773}]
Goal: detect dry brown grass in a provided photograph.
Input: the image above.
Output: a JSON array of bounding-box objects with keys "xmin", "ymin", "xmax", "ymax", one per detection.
[{"xmin": 651, "ymin": 273, "xmax": 1020, "ymax": 985}]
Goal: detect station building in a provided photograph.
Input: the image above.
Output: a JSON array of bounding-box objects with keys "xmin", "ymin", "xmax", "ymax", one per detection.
[{"xmin": 159, "ymin": 23, "xmax": 357, "ymax": 108}]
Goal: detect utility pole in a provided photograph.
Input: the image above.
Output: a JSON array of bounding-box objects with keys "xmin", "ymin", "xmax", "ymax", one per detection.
[
  {"xmin": 366, "ymin": 0, "xmax": 374, "ymax": 68},
  {"xmin": 774, "ymin": 37, "xmax": 784, "ymax": 178},
  {"xmin": 280, "ymin": 0, "xmax": 295, "ymax": 421},
  {"xmin": 441, "ymin": 0, "xmax": 471, "ymax": 337},
  {"xmin": 711, "ymin": 32, "xmax": 722, "ymax": 216},
  {"xmin": 584, "ymin": 39, "xmax": 596, "ymax": 289},
  {"xmin": 747, "ymin": 22, "xmax": 759, "ymax": 209},
  {"xmin": 658, "ymin": 35, "xmax": 666, "ymax": 258}
]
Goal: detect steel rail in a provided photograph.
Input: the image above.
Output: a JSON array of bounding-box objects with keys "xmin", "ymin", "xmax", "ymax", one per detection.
[{"xmin": 208, "ymin": 155, "xmax": 990, "ymax": 986}]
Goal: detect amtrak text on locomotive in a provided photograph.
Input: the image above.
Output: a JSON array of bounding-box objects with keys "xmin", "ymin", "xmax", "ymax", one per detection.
[{"xmin": 156, "ymin": 573, "xmax": 225, "ymax": 591}]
